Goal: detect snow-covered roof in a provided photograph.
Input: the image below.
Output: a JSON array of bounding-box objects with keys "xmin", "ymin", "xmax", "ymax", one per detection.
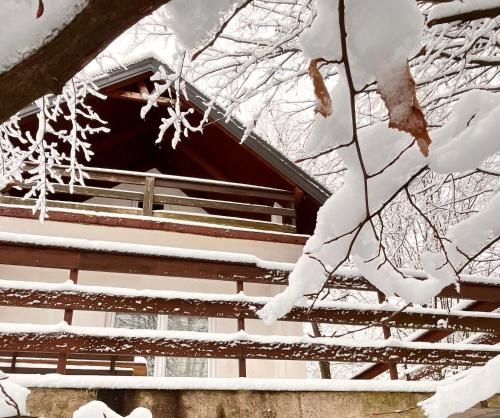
[{"xmin": 19, "ymin": 57, "xmax": 331, "ymax": 205}]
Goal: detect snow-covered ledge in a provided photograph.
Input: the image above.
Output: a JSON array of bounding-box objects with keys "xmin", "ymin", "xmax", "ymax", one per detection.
[{"xmin": 12, "ymin": 376, "xmax": 500, "ymax": 418}]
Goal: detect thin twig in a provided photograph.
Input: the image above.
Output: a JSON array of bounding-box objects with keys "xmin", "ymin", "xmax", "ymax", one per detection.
[{"xmin": 192, "ymin": 0, "xmax": 253, "ymax": 61}]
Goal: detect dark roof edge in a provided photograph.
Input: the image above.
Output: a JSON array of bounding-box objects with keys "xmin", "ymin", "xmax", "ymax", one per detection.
[
  {"xmin": 142, "ymin": 58, "xmax": 330, "ymax": 205},
  {"xmin": 19, "ymin": 57, "xmax": 331, "ymax": 205}
]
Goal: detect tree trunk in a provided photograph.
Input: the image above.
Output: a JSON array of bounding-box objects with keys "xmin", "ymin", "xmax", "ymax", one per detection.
[{"xmin": 0, "ymin": 0, "xmax": 172, "ymax": 123}]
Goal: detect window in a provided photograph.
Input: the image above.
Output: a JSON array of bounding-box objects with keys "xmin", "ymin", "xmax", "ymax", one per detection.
[
  {"xmin": 114, "ymin": 313, "xmax": 157, "ymax": 375},
  {"xmin": 112, "ymin": 313, "xmax": 209, "ymax": 377},
  {"xmin": 163, "ymin": 316, "xmax": 209, "ymax": 377}
]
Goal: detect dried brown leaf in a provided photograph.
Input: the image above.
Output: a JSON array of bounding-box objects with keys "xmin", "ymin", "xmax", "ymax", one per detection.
[
  {"xmin": 308, "ymin": 59, "xmax": 333, "ymax": 118},
  {"xmin": 378, "ymin": 63, "xmax": 431, "ymax": 157},
  {"xmin": 36, "ymin": 0, "xmax": 45, "ymax": 18}
]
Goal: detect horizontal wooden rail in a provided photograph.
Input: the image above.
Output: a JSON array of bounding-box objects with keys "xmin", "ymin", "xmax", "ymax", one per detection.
[
  {"xmin": 0, "ymin": 196, "xmax": 295, "ymax": 233},
  {"xmin": 1, "ymin": 282, "xmax": 499, "ymax": 334},
  {"xmin": 0, "ymin": 237, "xmax": 498, "ymax": 302},
  {"xmin": 19, "ymin": 183, "xmax": 295, "ymax": 218},
  {"xmin": 351, "ymin": 300, "xmax": 500, "ymax": 380},
  {"xmin": 0, "ymin": 242, "xmax": 290, "ymax": 283},
  {"xmin": 0, "ymin": 352, "xmax": 146, "ymax": 376},
  {"xmin": 25, "ymin": 163, "xmax": 295, "ymax": 202},
  {"xmin": 13, "ymin": 163, "xmax": 298, "ymax": 233},
  {"xmin": 0, "ymin": 328, "xmax": 498, "ymax": 367}
]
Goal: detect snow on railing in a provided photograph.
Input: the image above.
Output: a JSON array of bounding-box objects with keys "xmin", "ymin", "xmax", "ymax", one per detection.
[
  {"xmin": 0, "ymin": 163, "xmax": 297, "ymax": 233},
  {"xmin": 0, "ymin": 231, "xmax": 498, "ymax": 380}
]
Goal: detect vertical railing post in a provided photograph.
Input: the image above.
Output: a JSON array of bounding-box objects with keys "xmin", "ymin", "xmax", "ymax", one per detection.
[
  {"xmin": 236, "ymin": 281, "xmax": 247, "ymax": 377},
  {"xmin": 143, "ymin": 176, "xmax": 156, "ymax": 216},
  {"xmin": 291, "ymin": 187, "xmax": 304, "ymax": 229},
  {"xmin": 311, "ymin": 323, "xmax": 332, "ymax": 379},
  {"xmin": 378, "ymin": 291, "xmax": 398, "ymax": 380},
  {"xmin": 56, "ymin": 269, "xmax": 78, "ymax": 374},
  {"xmin": 9, "ymin": 353, "xmax": 17, "ymax": 374}
]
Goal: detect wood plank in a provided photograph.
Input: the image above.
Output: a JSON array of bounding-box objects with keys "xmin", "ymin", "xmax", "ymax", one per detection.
[
  {"xmin": 154, "ymin": 193, "xmax": 295, "ymax": 217},
  {"xmin": 0, "ymin": 242, "xmax": 290, "ymax": 284},
  {"xmin": 0, "ymin": 196, "xmax": 296, "ymax": 233},
  {"xmin": 153, "ymin": 210, "xmax": 296, "ymax": 233},
  {"xmin": 0, "ymin": 366, "xmax": 134, "ymax": 376},
  {"xmin": 0, "ymin": 285, "xmax": 499, "ymax": 334},
  {"xmin": 0, "ymin": 240, "xmax": 497, "ymax": 302},
  {"xmin": 24, "ymin": 163, "xmax": 295, "ymax": 201},
  {"xmin": 351, "ymin": 300, "xmax": 500, "ymax": 380},
  {"xmin": 0, "ymin": 196, "xmax": 142, "ymax": 216},
  {"xmin": 20, "ymin": 180, "xmax": 295, "ymax": 218},
  {"xmin": 20, "ymin": 182, "xmax": 144, "ymax": 202},
  {"xmin": 142, "ymin": 176, "xmax": 155, "ymax": 216},
  {"xmin": 0, "ymin": 330, "xmax": 497, "ymax": 366},
  {"xmin": 0, "ymin": 206, "xmax": 307, "ymax": 244}
]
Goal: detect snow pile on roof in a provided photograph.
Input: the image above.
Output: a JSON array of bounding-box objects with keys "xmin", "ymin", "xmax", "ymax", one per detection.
[
  {"xmin": 0, "ymin": 0, "xmax": 88, "ymax": 73},
  {"xmin": 74, "ymin": 401, "xmax": 151, "ymax": 418}
]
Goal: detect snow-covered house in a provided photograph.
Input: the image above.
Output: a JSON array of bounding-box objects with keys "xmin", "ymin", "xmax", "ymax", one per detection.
[{"xmin": 0, "ymin": 57, "xmax": 330, "ymax": 379}]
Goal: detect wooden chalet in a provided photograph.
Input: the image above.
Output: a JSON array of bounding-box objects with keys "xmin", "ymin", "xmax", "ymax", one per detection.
[{"xmin": 0, "ymin": 58, "xmax": 498, "ymax": 383}]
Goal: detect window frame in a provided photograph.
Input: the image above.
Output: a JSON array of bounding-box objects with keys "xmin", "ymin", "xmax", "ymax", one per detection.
[{"xmin": 107, "ymin": 312, "xmax": 214, "ymax": 377}]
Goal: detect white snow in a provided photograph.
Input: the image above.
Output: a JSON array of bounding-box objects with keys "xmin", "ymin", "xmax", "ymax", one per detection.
[
  {"xmin": 429, "ymin": 0, "xmax": 500, "ymax": 24},
  {"xmin": 2, "ymin": 321, "xmax": 500, "ymax": 354},
  {"xmin": 74, "ymin": 401, "xmax": 152, "ymax": 418},
  {"xmin": 299, "ymin": 0, "xmax": 423, "ymax": 86},
  {"xmin": 0, "ymin": 373, "xmax": 30, "ymax": 418},
  {"xmin": 420, "ymin": 355, "xmax": 500, "ymax": 418},
  {"xmin": 8, "ymin": 374, "xmax": 440, "ymax": 392},
  {"xmin": 0, "ymin": 0, "xmax": 88, "ymax": 73},
  {"xmin": 0, "ymin": 202, "xmax": 308, "ymax": 239},
  {"xmin": 346, "ymin": 0, "xmax": 424, "ymax": 89},
  {"xmin": 259, "ymin": 123, "xmax": 429, "ymax": 323},
  {"xmin": 304, "ymin": 67, "xmax": 352, "ymax": 153},
  {"xmin": 163, "ymin": 0, "xmax": 241, "ymax": 50},
  {"xmin": 299, "ymin": 0, "xmax": 341, "ymax": 62},
  {"xmin": 0, "ymin": 230, "xmax": 294, "ymax": 272},
  {"xmin": 2, "ymin": 278, "xmax": 498, "ymax": 321},
  {"xmin": 429, "ymin": 91, "xmax": 500, "ymax": 174}
]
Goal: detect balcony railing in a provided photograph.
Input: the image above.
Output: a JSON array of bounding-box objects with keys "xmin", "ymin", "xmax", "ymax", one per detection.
[
  {"xmin": 0, "ymin": 233, "xmax": 498, "ymax": 379},
  {"xmin": 0, "ymin": 165, "xmax": 297, "ymax": 233}
]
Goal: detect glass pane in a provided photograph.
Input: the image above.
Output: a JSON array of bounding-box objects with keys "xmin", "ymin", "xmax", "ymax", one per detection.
[
  {"xmin": 166, "ymin": 316, "xmax": 208, "ymax": 377},
  {"xmin": 114, "ymin": 313, "xmax": 157, "ymax": 376},
  {"xmin": 168, "ymin": 316, "xmax": 208, "ymax": 332}
]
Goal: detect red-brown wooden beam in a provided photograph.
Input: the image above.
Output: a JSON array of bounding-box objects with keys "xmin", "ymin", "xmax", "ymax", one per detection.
[
  {"xmin": 351, "ymin": 300, "xmax": 500, "ymax": 380},
  {"xmin": 0, "ymin": 242, "xmax": 290, "ymax": 285},
  {"xmin": 0, "ymin": 285, "xmax": 500, "ymax": 334},
  {"xmin": 0, "ymin": 331, "xmax": 498, "ymax": 367},
  {"xmin": 0, "ymin": 240, "xmax": 499, "ymax": 302},
  {"xmin": 405, "ymin": 333, "xmax": 500, "ymax": 381}
]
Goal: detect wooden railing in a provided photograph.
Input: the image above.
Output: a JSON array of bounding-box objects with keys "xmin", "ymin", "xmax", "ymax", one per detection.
[
  {"xmin": 0, "ymin": 234, "xmax": 499, "ymax": 379},
  {"xmin": 0, "ymin": 164, "xmax": 298, "ymax": 233}
]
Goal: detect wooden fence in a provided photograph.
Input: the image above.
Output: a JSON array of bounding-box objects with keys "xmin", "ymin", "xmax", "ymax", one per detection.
[
  {"xmin": 0, "ymin": 235, "xmax": 498, "ymax": 379},
  {"xmin": 0, "ymin": 164, "xmax": 297, "ymax": 232}
]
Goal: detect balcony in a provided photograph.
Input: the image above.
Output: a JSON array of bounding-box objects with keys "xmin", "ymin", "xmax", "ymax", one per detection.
[{"xmin": 0, "ymin": 165, "xmax": 298, "ymax": 234}]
